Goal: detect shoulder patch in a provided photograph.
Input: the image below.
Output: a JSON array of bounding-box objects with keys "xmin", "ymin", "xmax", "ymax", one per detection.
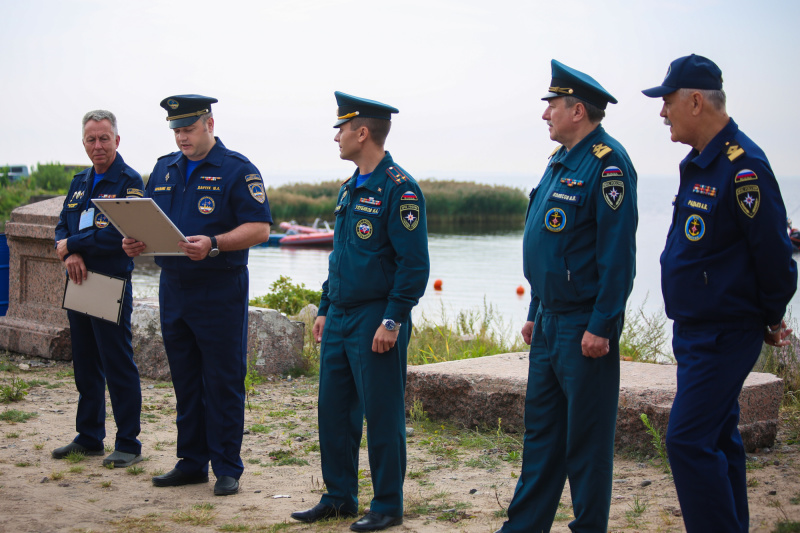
[
  {"xmin": 549, "ymin": 146, "xmax": 561, "ymax": 158},
  {"xmin": 592, "ymin": 143, "xmax": 613, "ymax": 159},
  {"xmin": 734, "ymin": 169, "xmax": 757, "ymax": 183},
  {"xmin": 386, "ymin": 166, "xmax": 409, "ymax": 185},
  {"xmin": 245, "ymin": 174, "xmax": 261, "ymax": 183},
  {"xmin": 601, "ymin": 166, "xmax": 623, "ymax": 178},
  {"xmin": 126, "ymin": 188, "xmax": 144, "ymax": 197},
  {"xmin": 602, "ymin": 180, "xmax": 625, "ymax": 210},
  {"xmin": 725, "ymin": 142, "xmax": 745, "ymax": 162}
]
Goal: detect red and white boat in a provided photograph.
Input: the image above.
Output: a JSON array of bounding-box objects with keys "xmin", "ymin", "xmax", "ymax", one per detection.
[{"xmin": 279, "ymin": 219, "xmax": 334, "ymax": 247}]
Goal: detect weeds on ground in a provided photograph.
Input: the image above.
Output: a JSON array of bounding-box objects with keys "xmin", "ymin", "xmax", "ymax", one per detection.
[
  {"xmin": 250, "ymin": 275, "xmax": 322, "ymax": 316},
  {"xmin": 620, "ymin": 296, "xmax": 673, "ymax": 363},
  {"xmin": 0, "ymin": 377, "xmax": 29, "ymax": 403},
  {"xmin": 109, "ymin": 513, "xmax": 167, "ymax": 532},
  {"xmin": 410, "ymin": 301, "xmax": 526, "ymax": 365},
  {"xmin": 0, "ymin": 409, "xmax": 37, "ymax": 423},
  {"xmin": 640, "ymin": 413, "xmax": 671, "ymax": 476},
  {"xmin": 244, "ymin": 355, "xmax": 266, "ymax": 411},
  {"xmin": 173, "ymin": 503, "xmax": 217, "ymax": 526}
]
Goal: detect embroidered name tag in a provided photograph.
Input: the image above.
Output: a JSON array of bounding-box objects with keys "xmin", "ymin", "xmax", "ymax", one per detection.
[
  {"xmin": 550, "ymin": 191, "xmax": 582, "ymax": 204},
  {"xmin": 684, "ymin": 198, "xmax": 713, "ymax": 212},
  {"xmin": 354, "ymin": 204, "xmax": 382, "ymax": 216}
]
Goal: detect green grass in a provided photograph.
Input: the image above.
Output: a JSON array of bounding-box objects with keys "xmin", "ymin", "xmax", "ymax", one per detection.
[
  {"xmin": 620, "ymin": 296, "xmax": 673, "ymax": 363},
  {"xmin": 0, "ymin": 377, "xmax": 29, "ymax": 403},
  {"xmin": 0, "ymin": 410, "xmax": 37, "ymax": 423},
  {"xmin": 774, "ymin": 522, "xmax": 800, "ymax": 533}
]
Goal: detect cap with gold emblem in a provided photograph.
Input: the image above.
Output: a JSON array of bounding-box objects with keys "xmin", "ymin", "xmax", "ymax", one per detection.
[
  {"xmin": 334, "ymin": 91, "xmax": 399, "ymax": 128},
  {"xmin": 159, "ymin": 94, "xmax": 218, "ymax": 129},
  {"xmin": 541, "ymin": 59, "xmax": 618, "ymax": 110}
]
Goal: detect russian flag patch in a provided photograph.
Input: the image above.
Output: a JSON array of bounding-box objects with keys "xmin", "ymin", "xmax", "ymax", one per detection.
[
  {"xmin": 602, "ymin": 166, "xmax": 623, "ymax": 178},
  {"xmin": 401, "ymin": 191, "xmax": 418, "ymax": 201},
  {"xmin": 735, "ymin": 169, "xmax": 758, "ymax": 183}
]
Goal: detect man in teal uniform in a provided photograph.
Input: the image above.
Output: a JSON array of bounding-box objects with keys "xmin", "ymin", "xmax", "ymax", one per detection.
[
  {"xmin": 498, "ymin": 60, "xmax": 638, "ymax": 533},
  {"xmin": 290, "ymin": 92, "xmax": 429, "ymax": 532}
]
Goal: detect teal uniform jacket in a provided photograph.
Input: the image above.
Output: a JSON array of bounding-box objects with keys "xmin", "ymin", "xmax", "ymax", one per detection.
[
  {"xmin": 316, "ymin": 151, "xmax": 429, "ymax": 517},
  {"xmin": 523, "ymin": 125, "xmax": 638, "ymax": 333},
  {"xmin": 319, "ymin": 151, "xmax": 429, "ymax": 322}
]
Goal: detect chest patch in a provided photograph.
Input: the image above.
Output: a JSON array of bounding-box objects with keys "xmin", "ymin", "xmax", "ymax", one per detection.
[
  {"xmin": 198, "ymin": 196, "xmax": 216, "ymax": 215},
  {"xmin": 401, "ymin": 204, "xmax": 420, "ymax": 231},
  {"xmin": 360, "ymin": 197, "xmax": 381, "ymax": 206},
  {"xmin": 559, "ymin": 178, "xmax": 584, "ymax": 187},
  {"xmin": 736, "ymin": 185, "xmax": 760, "ymax": 218},
  {"xmin": 154, "ymin": 185, "xmax": 174, "ymax": 193},
  {"xmin": 602, "ymin": 180, "xmax": 624, "ymax": 210},
  {"xmin": 734, "ymin": 169, "xmax": 758, "ymax": 183},
  {"xmin": 356, "ymin": 219, "xmax": 373, "ymax": 239},
  {"xmin": 685, "ymin": 214, "xmax": 705, "ymax": 241},
  {"xmin": 248, "ymin": 181, "xmax": 266, "ymax": 203},
  {"xmin": 94, "ymin": 212, "xmax": 109, "ymax": 229},
  {"xmin": 545, "ymin": 207, "xmax": 566, "ymax": 232}
]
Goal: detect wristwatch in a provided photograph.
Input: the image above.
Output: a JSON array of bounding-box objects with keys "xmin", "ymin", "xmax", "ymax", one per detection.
[
  {"xmin": 208, "ymin": 236, "xmax": 220, "ymax": 258},
  {"xmin": 382, "ymin": 319, "xmax": 401, "ymax": 331}
]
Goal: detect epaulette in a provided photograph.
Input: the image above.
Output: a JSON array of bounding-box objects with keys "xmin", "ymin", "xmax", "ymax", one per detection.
[
  {"xmin": 340, "ymin": 176, "xmax": 351, "ymax": 186},
  {"xmin": 386, "ymin": 166, "xmax": 409, "ymax": 185},
  {"xmin": 724, "ymin": 141, "xmax": 745, "ymax": 162},
  {"xmin": 548, "ymin": 146, "xmax": 561, "ymax": 159},
  {"xmin": 591, "ymin": 143, "xmax": 613, "ymax": 159},
  {"xmin": 157, "ymin": 152, "xmax": 175, "ymax": 161}
]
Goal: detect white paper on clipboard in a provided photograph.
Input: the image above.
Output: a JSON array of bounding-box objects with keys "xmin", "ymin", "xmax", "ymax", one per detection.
[
  {"xmin": 62, "ymin": 271, "xmax": 126, "ymax": 325},
  {"xmin": 92, "ymin": 197, "xmax": 188, "ymax": 256}
]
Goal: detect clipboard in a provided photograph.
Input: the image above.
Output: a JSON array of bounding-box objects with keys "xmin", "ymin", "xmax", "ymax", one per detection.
[
  {"xmin": 92, "ymin": 197, "xmax": 188, "ymax": 256},
  {"xmin": 62, "ymin": 270, "xmax": 127, "ymax": 325}
]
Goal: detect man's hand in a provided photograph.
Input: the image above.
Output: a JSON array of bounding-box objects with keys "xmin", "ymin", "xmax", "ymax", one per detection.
[
  {"xmin": 312, "ymin": 316, "xmax": 326, "ymax": 343},
  {"xmin": 56, "ymin": 239, "xmax": 70, "ymax": 261},
  {"xmin": 372, "ymin": 326, "xmax": 400, "ymax": 354},
  {"xmin": 765, "ymin": 320, "xmax": 793, "ymax": 347},
  {"xmin": 581, "ymin": 330, "xmax": 610, "ymax": 358},
  {"xmin": 179, "ymin": 235, "xmax": 212, "ymax": 261},
  {"xmin": 521, "ymin": 321, "xmax": 535, "ymax": 345},
  {"xmin": 122, "ymin": 237, "xmax": 147, "ymax": 258},
  {"xmin": 64, "ymin": 253, "xmax": 87, "ymax": 284}
]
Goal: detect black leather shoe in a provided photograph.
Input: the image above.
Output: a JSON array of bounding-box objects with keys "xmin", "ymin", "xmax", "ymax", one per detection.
[
  {"xmin": 291, "ymin": 502, "xmax": 357, "ymax": 523},
  {"xmin": 214, "ymin": 475, "xmax": 239, "ymax": 496},
  {"xmin": 152, "ymin": 468, "xmax": 209, "ymax": 487},
  {"xmin": 350, "ymin": 512, "xmax": 403, "ymax": 532}
]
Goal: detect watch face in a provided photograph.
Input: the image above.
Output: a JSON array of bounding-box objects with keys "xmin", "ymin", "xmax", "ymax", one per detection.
[
  {"xmin": 209, "ymin": 248, "xmax": 220, "ymax": 258},
  {"xmin": 383, "ymin": 319, "xmax": 396, "ymax": 331}
]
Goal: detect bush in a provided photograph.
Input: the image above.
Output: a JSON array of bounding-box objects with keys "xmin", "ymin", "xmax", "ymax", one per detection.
[
  {"xmin": 249, "ymin": 276, "xmax": 322, "ymax": 316},
  {"xmin": 28, "ymin": 162, "xmax": 75, "ymax": 192}
]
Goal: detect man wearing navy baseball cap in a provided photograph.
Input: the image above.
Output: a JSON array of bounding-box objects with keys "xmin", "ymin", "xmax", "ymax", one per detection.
[{"xmin": 644, "ymin": 55, "xmax": 797, "ymax": 532}]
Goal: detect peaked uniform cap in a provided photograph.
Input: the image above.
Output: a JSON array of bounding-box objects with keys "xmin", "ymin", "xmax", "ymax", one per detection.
[
  {"xmin": 542, "ymin": 59, "xmax": 617, "ymax": 110},
  {"xmin": 160, "ymin": 94, "xmax": 218, "ymax": 129},
  {"xmin": 334, "ymin": 91, "xmax": 399, "ymax": 127},
  {"xmin": 642, "ymin": 54, "xmax": 723, "ymax": 97}
]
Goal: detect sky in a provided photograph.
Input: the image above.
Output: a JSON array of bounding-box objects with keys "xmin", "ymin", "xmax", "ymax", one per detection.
[{"xmin": 2, "ymin": 0, "xmax": 799, "ymax": 188}]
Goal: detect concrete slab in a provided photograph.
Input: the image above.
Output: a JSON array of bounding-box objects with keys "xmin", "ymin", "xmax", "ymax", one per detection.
[{"xmin": 405, "ymin": 353, "xmax": 783, "ymax": 453}]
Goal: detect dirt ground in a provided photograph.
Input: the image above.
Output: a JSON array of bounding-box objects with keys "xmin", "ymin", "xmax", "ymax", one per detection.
[{"xmin": 1, "ymin": 356, "xmax": 800, "ymax": 533}]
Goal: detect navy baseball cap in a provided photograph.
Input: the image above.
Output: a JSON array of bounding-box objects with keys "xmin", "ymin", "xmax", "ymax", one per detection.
[
  {"xmin": 542, "ymin": 59, "xmax": 617, "ymax": 110},
  {"xmin": 160, "ymin": 94, "xmax": 218, "ymax": 128},
  {"xmin": 642, "ymin": 54, "xmax": 723, "ymax": 98},
  {"xmin": 334, "ymin": 91, "xmax": 399, "ymax": 127}
]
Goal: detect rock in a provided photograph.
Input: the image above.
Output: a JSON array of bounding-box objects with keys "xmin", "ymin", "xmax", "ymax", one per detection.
[
  {"xmin": 405, "ymin": 353, "xmax": 783, "ymax": 453},
  {"xmin": 469, "ymin": 488, "xmax": 478, "ymax": 494},
  {"xmin": 641, "ymin": 480, "xmax": 652, "ymax": 487},
  {"xmin": 406, "ymin": 427, "xmax": 414, "ymax": 437},
  {"xmin": 291, "ymin": 304, "xmax": 318, "ymax": 324},
  {"xmin": 769, "ymin": 490, "xmax": 777, "ymax": 496},
  {"xmin": 18, "ymin": 363, "xmax": 29, "ymax": 371},
  {"xmin": 131, "ymin": 298, "xmax": 305, "ymax": 380}
]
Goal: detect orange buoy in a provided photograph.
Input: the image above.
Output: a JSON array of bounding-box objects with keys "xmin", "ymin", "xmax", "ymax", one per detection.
[
  {"xmin": 433, "ymin": 279, "xmax": 443, "ymax": 290},
  {"xmin": 516, "ymin": 285, "xmax": 525, "ymax": 295}
]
